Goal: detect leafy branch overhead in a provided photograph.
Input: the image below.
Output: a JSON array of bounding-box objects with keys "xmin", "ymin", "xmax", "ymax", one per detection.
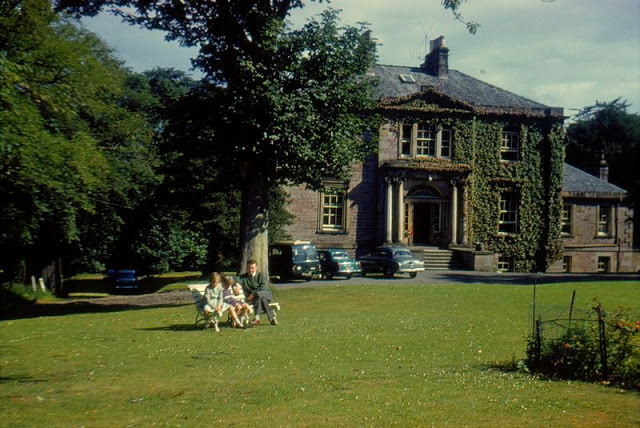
[{"xmin": 442, "ymin": 0, "xmax": 480, "ymax": 34}]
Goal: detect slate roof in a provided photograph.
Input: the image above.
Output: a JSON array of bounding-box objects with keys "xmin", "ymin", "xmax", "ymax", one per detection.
[
  {"xmin": 563, "ymin": 163, "xmax": 627, "ymax": 198},
  {"xmin": 372, "ymin": 64, "xmax": 563, "ymax": 117}
]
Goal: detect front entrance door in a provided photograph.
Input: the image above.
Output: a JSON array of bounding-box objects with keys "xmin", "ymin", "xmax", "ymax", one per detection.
[{"xmin": 411, "ymin": 202, "xmax": 441, "ymax": 245}]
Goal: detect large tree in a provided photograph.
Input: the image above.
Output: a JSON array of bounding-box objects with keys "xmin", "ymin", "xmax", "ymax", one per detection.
[
  {"xmin": 0, "ymin": 0, "xmax": 158, "ymax": 282},
  {"xmin": 56, "ymin": 1, "xmax": 380, "ymax": 273}
]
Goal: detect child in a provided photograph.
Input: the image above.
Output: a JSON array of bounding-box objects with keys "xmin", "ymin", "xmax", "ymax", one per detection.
[
  {"xmin": 203, "ymin": 272, "xmax": 224, "ymax": 328},
  {"xmin": 222, "ymin": 276, "xmax": 246, "ymax": 328},
  {"xmin": 232, "ymin": 280, "xmax": 252, "ymax": 326}
]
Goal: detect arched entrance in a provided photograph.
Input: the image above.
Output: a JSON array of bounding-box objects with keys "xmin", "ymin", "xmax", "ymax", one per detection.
[{"xmin": 406, "ymin": 185, "xmax": 444, "ymax": 246}]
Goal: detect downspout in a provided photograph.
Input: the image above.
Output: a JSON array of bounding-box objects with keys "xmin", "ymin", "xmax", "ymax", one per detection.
[{"xmin": 616, "ymin": 196, "xmax": 621, "ymax": 273}]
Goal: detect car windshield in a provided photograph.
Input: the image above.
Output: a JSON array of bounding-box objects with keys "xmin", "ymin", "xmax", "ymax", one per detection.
[
  {"xmin": 331, "ymin": 251, "xmax": 349, "ymax": 259},
  {"xmin": 293, "ymin": 246, "xmax": 317, "ymax": 261},
  {"xmin": 393, "ymin": 250, "xmax": 412, "ymax": 257}
]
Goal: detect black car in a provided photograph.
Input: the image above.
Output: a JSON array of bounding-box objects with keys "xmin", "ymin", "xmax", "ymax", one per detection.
[
  {"xmin": 269, "ymin": 241, "xmax": 320, "ymax": 281},
  {"xmin": 318, "ymin": 249, "xmax": 362, "ymax": 279},
  {"xmin": 358, "ymin": 246, "xmax": 425, "ymax": 278}
]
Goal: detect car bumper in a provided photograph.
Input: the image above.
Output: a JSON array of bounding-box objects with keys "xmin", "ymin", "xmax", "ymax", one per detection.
[
  {"xmin": 337, "ymin": 268, "xmax": 361, "ymax": 274},
  {"xmin": 398, "ymin": 267, "xmax": 425, "ymax": 273}
]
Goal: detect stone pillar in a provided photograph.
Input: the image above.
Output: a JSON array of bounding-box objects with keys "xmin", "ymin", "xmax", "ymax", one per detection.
[
  {"xmin": 396, "ymin": 178, "xmax": 404, "ymax": 243},
  {"xmin": 385, "ymin": 177, "xmax": 393, "ymax": 243},
  {"xmin": 451, "ymin": 180, "xmax": 458, "ymax": 245}
]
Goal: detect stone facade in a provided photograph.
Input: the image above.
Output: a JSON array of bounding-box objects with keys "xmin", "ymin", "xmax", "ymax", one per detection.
[{"xmin": 281, "ymin": 37, "xmax": 638, "ymax": 273}]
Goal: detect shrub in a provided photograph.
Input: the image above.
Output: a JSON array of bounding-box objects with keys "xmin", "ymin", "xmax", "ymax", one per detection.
[{"xmin": 527, "ymin": 303, "xmax": 640, "ymax": 390}]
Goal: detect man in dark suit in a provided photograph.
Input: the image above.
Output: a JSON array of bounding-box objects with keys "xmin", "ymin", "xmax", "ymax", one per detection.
[{"xmin": 238, "ymin": 259, "xmax": 277, "ymax": 326}]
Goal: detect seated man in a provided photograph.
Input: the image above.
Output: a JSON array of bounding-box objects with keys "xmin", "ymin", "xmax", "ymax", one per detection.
[{"xmin": 237, "ymin": 259, "xmax": 277, "ymax": 326}]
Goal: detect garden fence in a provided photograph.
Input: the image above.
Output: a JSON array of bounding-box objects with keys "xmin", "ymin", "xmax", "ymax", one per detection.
[{"xmin": 529, "ymin": 291, "xmax": 610, "ymax": 377}]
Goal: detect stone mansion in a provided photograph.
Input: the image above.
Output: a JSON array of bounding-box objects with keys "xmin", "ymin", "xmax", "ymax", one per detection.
[{"xmin": 283, "ymin": 37, "xmax": 638, "ymax": 273}]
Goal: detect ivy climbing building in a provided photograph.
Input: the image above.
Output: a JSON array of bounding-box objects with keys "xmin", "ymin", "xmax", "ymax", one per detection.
[{"xmin": 283, "ymin": 36, "xmax": 637, "ymax": 273}]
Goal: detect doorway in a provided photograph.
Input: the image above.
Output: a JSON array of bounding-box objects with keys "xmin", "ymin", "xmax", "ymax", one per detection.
[{"xmin": 410, "ymin": 202, "xmax": 442, "ymax": 245}]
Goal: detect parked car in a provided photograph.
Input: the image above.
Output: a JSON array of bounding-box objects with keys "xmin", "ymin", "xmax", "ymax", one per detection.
[
  {"xmin": 113, "ymin": 269, "xmax": 139, "ymax": 292},
  {"xmin": 269, "ymin": 241, "xmax": 320, "ymax": 281},
  {"xmin": 318, "ymin": 249, "xmax": 362, "ymax": 279},
  {"xmin": 359, "ymin": 246, "xmax": 425, "ymax": 278}
]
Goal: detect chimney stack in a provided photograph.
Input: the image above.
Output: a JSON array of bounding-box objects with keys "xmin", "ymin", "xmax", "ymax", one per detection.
[
  {"xmin": 599, "ymin": 152, "xmax": 609, "ymax": 182},
  {"xmin": 422, "ymin": 36, "xmax": 449, "ymax": 79}
]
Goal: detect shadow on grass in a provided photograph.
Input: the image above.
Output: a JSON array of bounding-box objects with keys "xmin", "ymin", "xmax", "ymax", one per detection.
[
  {"xmin": 428, "ymin": 272, "xmax": 640, "ymax": 285},
  {"xmin": 139, "ymin": 324, "xmax": 200, "ymax": 332},
  {"xmin": 62, "ymin": 272, "xmax": 202, "ymax": 295},
  {"xmin": 0, "ymin": 375, "xmax": 49, "ymax": 384},
  {"xmin": 1, "ymin": 300, "xmax": 192, "ymax": 321},
  {"xmin": 481, "ymin": 361, "xmax": 640, "ymax": 392},
  {"xmin": 139, "ymin": 321, "xmax": 248, "ymax": 333},
  {"xmin": 480, "ymin": 360, "xmax": 525, "ymax": 374}
]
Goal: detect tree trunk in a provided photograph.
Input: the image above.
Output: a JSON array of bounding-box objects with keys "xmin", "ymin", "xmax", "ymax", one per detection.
[{"xmin": 237, "ymin": 161, "xmax": 270, "ymax": 276}]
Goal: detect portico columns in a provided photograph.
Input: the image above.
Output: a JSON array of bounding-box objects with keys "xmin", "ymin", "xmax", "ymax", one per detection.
[
  {"xmin": 396, "ymin": 178, "xmax": 404, "ymax": 243},
  {"xmin": 450, "ymin": 179, "xmax": 458, "ymax": 245},
  {"xmin": 385, "ymin": 177, "xmax": 393, "ymax": 243}
]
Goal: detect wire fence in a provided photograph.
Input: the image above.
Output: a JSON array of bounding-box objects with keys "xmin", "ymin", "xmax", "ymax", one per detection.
[{"xmin": 528, "ymin": 287, "xmax": 639, "ymax": 385}]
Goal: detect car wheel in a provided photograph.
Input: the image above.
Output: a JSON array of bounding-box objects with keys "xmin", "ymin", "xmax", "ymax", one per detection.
[
  {"xmin": 384, "ymin": 267, "xmax": 395, "ymax": 277},
  {"xmin": 410, "ymin": 272, "xmax": 417, "ymax": 278},
  {"xmin": 345, "ymin": 274, "xmax": 352, "ymax": 280},
  {"xmin": 326, "ymin": 273, "xmax": 333, "ymax": 280}
]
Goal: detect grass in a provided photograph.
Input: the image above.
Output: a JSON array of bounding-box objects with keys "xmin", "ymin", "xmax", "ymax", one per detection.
[{"xmin": 1, "ymin": 280, "xmax": 639, "ymax": 427}]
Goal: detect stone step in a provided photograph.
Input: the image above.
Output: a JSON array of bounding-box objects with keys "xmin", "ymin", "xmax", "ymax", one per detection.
[{"xmin": 412, "ymin": 248, "xmax": 463, "ymax": 270}]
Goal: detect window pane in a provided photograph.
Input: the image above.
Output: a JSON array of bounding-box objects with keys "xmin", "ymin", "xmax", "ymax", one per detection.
[
  {"xmin": 401, "ymin": 124, "xmax": 412, "ymax": 157},
  {"xmin": 597, "ymin": 205, "xmax": 611, "ymax": 236},
  {"xmin": 416, "ymin": 124, "xmax": 436, "ymax": 156},
  {"xmin": 321, "ymin": 192, "xmax": 345, "ymax": 232},
  {"xmin": 440, "ymin": 128, "xmax": 452, "ymax": 158},
  {"xmin": 500, "ymin": 131, "xmax": 519, "ymax": 161},
  {"xmin": 497, "ymin": 256, "xmax": 514, "ymax": 272},
  {"xmin": 499, "ymin": 192, "xmax": 518, "ymax": 233},
  {"xmin": 597, "ymin": 257, "xmax": 610, "ymax": 273},
  {"xmin": 561, "ymin": 204, "xmax": 572, "ymax": 234}
]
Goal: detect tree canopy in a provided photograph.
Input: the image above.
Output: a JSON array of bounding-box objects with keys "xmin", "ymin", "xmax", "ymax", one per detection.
[
  {"xmin": 0, "ymin": 0, "xmax": 159, "ymax": 280},
  {"xmin": 56, "ymin": 0, "xmax": 380, "ymax": 273}
]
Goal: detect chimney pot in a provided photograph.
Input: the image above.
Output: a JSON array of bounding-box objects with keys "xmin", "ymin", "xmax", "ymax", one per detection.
[
  {"xmin": 599, "ymin": 152, "xmax": 609, "ymax": 182},
  {"xmin": 423, "ymin": 36, "xmax": 449, "ymax": 79}
]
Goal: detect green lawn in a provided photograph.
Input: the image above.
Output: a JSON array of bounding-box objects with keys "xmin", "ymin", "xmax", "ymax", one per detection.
[{"xmin": 2, "ymin": 281, "xmax": 638, "ymax": 427}]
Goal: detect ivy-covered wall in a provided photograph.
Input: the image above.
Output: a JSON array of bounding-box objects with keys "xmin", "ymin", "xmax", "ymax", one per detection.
[{"xmin": 448, "ymin": 115, "xmax": 566, "ymax": 272}]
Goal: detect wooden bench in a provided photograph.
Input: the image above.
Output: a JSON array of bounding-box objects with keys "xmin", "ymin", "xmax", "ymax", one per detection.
[{"xmin": 187, "ymin": 283, "xmax": 280, "ymax": 330}]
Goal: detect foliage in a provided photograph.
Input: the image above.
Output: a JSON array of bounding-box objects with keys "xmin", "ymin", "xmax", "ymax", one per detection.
[
  {"xmin": 131, "ymin": 211, "xmax": 208, "ymax": 274},
  {"xmin": 527, "ymin": 302, "xmax": 640, "ymax": 390},
  {"xmin": 436, "ymin": 115, "xmax": 565, "ymax": 272},
  {"xmin": 565, "ymin": 98, "xmax": 640, "ymax": 245},
  {"xmin": 2, "ymin": 281, "xmax": 639, "ymax": 426},
  {"xmin": 56, "ymin": 1, "xmax": 380, "ymax": 273},
  {"xmin": 0, "ymin": 0, "xmax": 158, "ymax": 281},
  {"xmin": 442, "ymin": 0, "xmax": 480, "ymax": 34},
  {"xmin": 140, "ymin": 78, "xmax": 294, "ymax": 273},
  {"xmin": 566, "ymin": 98, "xmax": 640, "ymax": 184}
]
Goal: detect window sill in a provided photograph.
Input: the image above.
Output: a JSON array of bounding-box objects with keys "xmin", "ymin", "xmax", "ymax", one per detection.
[{"xmin": 317, "ymin": 229, "xmax": 348, "ymax": 235}]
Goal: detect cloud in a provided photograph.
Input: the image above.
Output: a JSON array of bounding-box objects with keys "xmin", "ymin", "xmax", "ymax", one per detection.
[{"xmin": 84, "ymin": 0, "xmax": 640, "ymax": 114}]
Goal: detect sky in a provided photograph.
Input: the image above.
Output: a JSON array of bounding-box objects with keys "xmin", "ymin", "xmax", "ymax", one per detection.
[{"xmin": 83, "ymin": 0, "xmax": 640, "ymax": 118}]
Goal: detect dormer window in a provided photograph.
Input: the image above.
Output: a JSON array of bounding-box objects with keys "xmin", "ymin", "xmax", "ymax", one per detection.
[{"xmin": 399, "ymin": 122, "xmax": 453, "ymax": 159}]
